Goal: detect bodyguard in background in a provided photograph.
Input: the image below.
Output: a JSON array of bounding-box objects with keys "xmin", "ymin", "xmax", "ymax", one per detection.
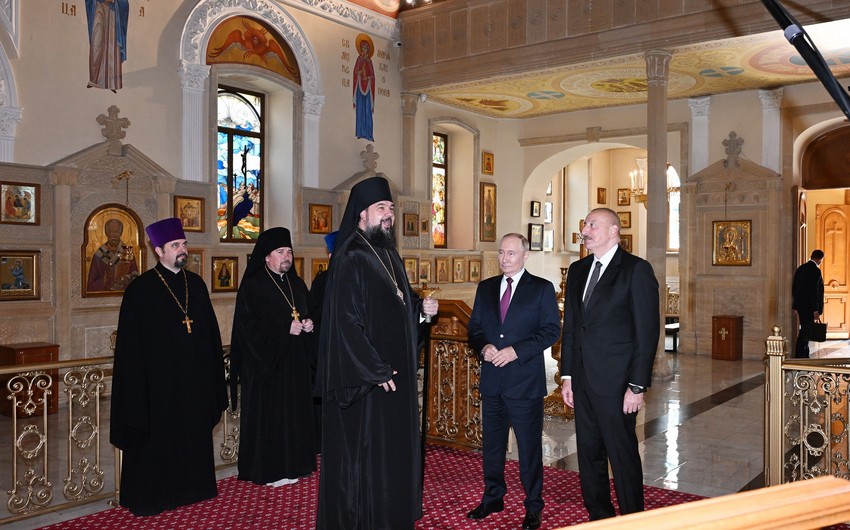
[
  {"xmin": 467, "ymin": 233, "xmax": 561, "ymax": 530},
  {"xmin": 561, "ymin": 208, "xmax": 659, "ymax": 521},
  {"xmin": 792, "ymin": 249, "xmax": 825, "ymax": 358}
]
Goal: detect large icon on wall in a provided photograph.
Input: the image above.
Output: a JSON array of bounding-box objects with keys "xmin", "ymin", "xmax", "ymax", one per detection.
[
  {"xmin": 712, "ymin": 220, "xmax": 751, "ymax": 266},
  {"xmin": 353, "ymin": 33, "xmax": 376, "ymax": 142},
  {"xmin": 82, "ymin": 205, "xmax": 145, "ymax": 297}
]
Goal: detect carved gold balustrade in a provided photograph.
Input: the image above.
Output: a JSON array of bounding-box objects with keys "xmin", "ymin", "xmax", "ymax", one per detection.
[{"xmin": 0, "ymin": 351, "xmax": 239, "ymax": 526}]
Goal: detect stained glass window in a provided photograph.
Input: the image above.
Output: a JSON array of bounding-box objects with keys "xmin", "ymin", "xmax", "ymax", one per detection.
[
  {"xmin": 217, "ymin": 86, "xmax": 264, "ymax": 241},
  {"xmin": 432, "ymin": 133, "xmax": 448, "ymax": 248}
]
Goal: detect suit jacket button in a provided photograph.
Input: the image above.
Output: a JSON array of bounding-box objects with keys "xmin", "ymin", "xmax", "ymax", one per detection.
[{"xmin": 499, "ymin": 334, "xmax": 504, "ymax": 338}]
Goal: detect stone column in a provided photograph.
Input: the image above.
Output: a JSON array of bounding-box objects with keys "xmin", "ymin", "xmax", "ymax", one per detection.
[
  {"xmin": 50, "ymin": 167, "xmax": 79, "ymax": 353},
  {"xmin": 759, "ymin": 88, "xmax": 783, "ymax": 173},
  {"xmin": 179, "ymin": 61, "xmax": 210, "ymax": 183},
  {"xmin": 688, "ymin": 96, "xmax": 710, "ymax": 174},
  {"xmin": 645, "ymin": 50, "xmax": 672, "ymax": 379},
  {"xmin": 401, "ymin": 92, "xmax": 419, "ymax": 196},
  {"xmin": 302, "ymin": 93, "xmax": 325, "ymax": 189}
]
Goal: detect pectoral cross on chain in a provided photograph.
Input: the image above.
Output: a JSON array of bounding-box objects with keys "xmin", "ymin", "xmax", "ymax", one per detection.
[
  {"xmin": 183, "ymin": 316, "xmax": 193, "ymax": 333},
  {"xmin": 291, "ymin": 308, "xmax": 300, "ymax": 322}
]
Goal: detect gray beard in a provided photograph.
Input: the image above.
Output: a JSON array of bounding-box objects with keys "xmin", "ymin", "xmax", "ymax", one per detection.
[{"xmin": 363, "ymin": 224, "xmax": 396, "ymax": 249}]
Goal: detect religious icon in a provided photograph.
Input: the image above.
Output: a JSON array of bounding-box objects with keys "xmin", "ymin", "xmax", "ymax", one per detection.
[
  {"xmin": 403, "ymin": 213, "xmax": 419, "ymax": 237},
  {"xmin": 353, "ymin": 33, "xmax": 376, "ymax": 141},
  {"xmin": 482, "ymin": 152, "xmax": 494, "ymax": 175},
  {"xmin": 468, "ymin": 259, "xmax": 481, "ymax": 283},
  {"xmin": 175, "ymin": 196, "xmax": 204, "ymax": 232},
  {"xmin": 404, "ymin": 257, "xmax": 418, "ymax": 284},
  {"xmin": 86, "ymin": 0, "xmax": 129, "ymax": 90},
  {"xmin": 452, "ymin": 257, "xmax": 466, "ymax": 283},
  {"xmin": 82, "ymin": 205, "xmax": 145, "ymax": 297},
  {"xmin": 212, "ymin": 257, "xmax": 239, "ymax": 292},
  {"xmin": 0, "ymin": 251, "xmax": 40, "ymax": 301},
  {"xmin": 712, "ymin": 220, "xmax": 751, "ymax": 266},
  {"xmin": 435, "ymin": 257, "xmax": 450, "ymax": 284},
  {"xmin": 480, "ymin": 182, "xmax": 497, "ymax": 242},
  {"xmin": 1, "ymin": 182, "xmax": 39, "ymax": 225},
  {"xmin": 309, "ymin": 204, "xmax": 332, "ymax": 234}
]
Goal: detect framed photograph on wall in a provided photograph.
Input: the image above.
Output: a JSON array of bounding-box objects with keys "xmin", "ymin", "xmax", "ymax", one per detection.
[
  {"xmin": 0, "ymin": 182, "xmax": 39, "ymax": 225},
  {"xmin": 435, "ymin": 257, "xmax": 451, "ymax": 284},
  {"xmin": 617, "ymin": 188, "xmax": 631, "ymax": 206},
  {"xmin": 482, "ymin": 151, "xmax": 495, "ymax": 175},
  {"xmin": 174, "ymin": 195, "xmax": 204, "ymax": 232},
  {"xmin": 211, "ymin": 256, "xmax": 239, "ymax": 293},
  {"xmin": 620, "ymin": 234, "xmax": 633, "ymax": 253},
  {"xmin": 528, "ymin": 223, "xmax": 544, "ymax": 251},
  {"xmin": 544, "ymin": 202, "xmax": 553, "ymax": 223},
  {"xmin": 480, "ymin": 182, "xmax": 497, "ymax": 242},
  {"xmin": 308, "ymin": 203, "xmax": 332, "ymax": 234},
  {"xmin": 530, "ymin": 201, "xmax": 541, "ymax": 217},
  {"xmin": 0, "ymin": 251, "xmax": 40, "ymax": 301},
  {"xmin": 617, "ymin": 211, "xmax": 632, "ymax": 229},
  {"xmin": 419, "ymin": 259, "xmax": 432, "ymax": 284},
  {"xmin": 712, "ymin": 220, "xmax": 752, "ymax": 266},
  {"xmin": 186, "ymin": 249, "xmax": 204, "ymax": 277},
  {"xmin": 403, "ymin": 213, "xmax": 419, "ymax": 237},
  {"xmin": 597, "ymin": 188, "xmax": 607, "ymax": 204},
  {"xmin": 468, "ymin": 259, "xmax": 482, "ymax": 283}
]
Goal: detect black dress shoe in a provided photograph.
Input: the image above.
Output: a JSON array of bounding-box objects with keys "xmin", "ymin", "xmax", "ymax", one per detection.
[
  {"xmin": 467, "ymin": 500, "xmax": 505, "ymax": 519},
  {"xmin": 521, "ymin": 511, "xmax": 542, "ymax": 530}
]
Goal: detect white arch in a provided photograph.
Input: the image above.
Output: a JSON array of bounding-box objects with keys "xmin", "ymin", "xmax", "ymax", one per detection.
[
  {"xmin": 792, "ymin": 116, "xmax": 848, "ymax": 184},
  {"xmin": 178, "ymin": 0, "xmax": 323, "ymax": 182}
]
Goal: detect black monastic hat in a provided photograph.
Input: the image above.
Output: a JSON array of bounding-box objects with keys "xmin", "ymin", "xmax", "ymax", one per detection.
[{"xmin": 243, "ymin": 227, "xmax": 293, "ymax": 280}]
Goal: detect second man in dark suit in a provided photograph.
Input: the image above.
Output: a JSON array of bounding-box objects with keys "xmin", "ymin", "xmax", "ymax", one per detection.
[
  {"xmin": 792, "ymin": 249, "xmax": 825, "ymax": 358},
  {"xmin": 561, "ymin": 207, "xmax": 659, "ymax": 521},
  {"xmin": 467, "ymin": 233, "xmax": 561, "ymax": 530}
]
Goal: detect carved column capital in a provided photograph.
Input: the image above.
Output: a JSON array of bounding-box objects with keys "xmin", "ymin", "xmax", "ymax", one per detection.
[
  {"xmin": 0, "ymin": 106, "xmax": 22, "ymax": 137},
  {"xmin": 644, "ymin": 50, "xmax": 673, "ymax": 85},
  {"xmin": 401, "ymin": 92, "xmax": 419, "ymax": 116},
  {"xmin": 759, "ymin": 88, "xmax": 784, "ymax": 110},
  {"xmin": 178, "ymin": 61, "xmax": 209, "ymax": 92},
  {"xmin": 50, "ymin": 167, "xmax": 79, "ymax": 187},
  {"xmin": 302, "ymin": 93, "xmax": 325, "ymax": 116},
  {"xmin": 688, "ymin": 96, "xmax": 711, "ymax": 118}
]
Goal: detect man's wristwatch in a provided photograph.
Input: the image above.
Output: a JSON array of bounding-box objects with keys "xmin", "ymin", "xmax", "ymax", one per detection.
[{"xmin": 628, "ymin": 383, "xmax": 646, "ymax": 394}]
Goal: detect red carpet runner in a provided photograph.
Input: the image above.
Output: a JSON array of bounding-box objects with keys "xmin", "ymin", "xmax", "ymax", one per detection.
[{"xmin": 36, "ymin": 445, "xmax": 835, "ymax": 529}]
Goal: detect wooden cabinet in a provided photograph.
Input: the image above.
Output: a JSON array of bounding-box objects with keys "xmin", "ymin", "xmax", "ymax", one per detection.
[
  {"xmin": 0, "ymin": 342, "xmax": 59, "ymax": 417},
  {"xmin": 712, "ymin": 316, "xmax": 743, "ymax": 361}
]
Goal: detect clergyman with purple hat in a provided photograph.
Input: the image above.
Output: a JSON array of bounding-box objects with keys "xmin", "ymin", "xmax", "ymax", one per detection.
[{"xmin": 110, "ymin": 217, "xmax": 227, "ymax": 516}]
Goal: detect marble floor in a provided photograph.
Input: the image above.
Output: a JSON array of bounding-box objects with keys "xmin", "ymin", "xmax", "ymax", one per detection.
[{"xmin": 5, "ymin": 339, "xmax": 850, "ymax": 529}]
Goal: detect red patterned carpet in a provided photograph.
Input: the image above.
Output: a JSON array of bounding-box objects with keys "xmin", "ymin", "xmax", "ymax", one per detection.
[{"xmin": 36, "ymin": 445, "xmax": 761, "ymax": 529}]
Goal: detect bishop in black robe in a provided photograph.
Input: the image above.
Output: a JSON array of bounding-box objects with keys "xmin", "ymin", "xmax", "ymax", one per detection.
[
  {"xmin": 230, "ymin": 227, "xmax": 317, "ymax": 485},
  {"xmin": 110, "ymin": 218, "xmax": 227, "ymax": 516},
  {"xmin": 317, "ymin": 177, "xmax": 438, "ymax": 530}
]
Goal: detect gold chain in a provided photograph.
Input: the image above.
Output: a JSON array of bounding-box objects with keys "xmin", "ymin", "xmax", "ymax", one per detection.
[
  {"xmin": 356, "ymin": 231, "xmax": 405, "ymax": 305},
  {"xmin": 264, "ymin": 266, "xmax": 301, "ymax": 321},
  {"xmin": 153, "ymin": 268, "xmax": 193, "ymax": 333}
]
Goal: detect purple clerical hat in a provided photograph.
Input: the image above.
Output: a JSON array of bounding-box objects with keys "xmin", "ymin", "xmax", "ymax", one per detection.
[{"xmin": 145, "ymin": 217, "xmax": 186, "ymax": 248}]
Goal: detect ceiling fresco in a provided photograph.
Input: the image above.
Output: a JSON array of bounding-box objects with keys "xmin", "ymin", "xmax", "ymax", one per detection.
[{"xmin": 422, "ymin": 28, "xmax": 850, "ymax": 119}]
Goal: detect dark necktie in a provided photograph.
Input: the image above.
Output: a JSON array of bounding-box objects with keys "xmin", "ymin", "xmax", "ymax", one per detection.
[
  {"xmin": 500, "ymin": 277, "xmax": 513, "ymax": 323},
  {"xmin": 583, "ymin": 261, "xmax": 602, "ymax": 311}
]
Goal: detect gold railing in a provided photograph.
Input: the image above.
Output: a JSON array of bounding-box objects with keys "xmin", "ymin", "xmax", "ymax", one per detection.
[
  {"xmin": 764, "ymin": 326, "xmax": 850, "ymax": 486},
  {"xmin": 0, "ymin": 353, "xmax": 239, "ymax": 526}
]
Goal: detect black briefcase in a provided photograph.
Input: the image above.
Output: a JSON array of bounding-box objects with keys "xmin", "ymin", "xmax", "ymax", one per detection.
[{"xmin": 810, "ymin": 322, "xmax": 828, "ymax": 343}]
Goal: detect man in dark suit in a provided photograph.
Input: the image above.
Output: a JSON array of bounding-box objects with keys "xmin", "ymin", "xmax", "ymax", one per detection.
[
  {"xmin": 561, "ymin": 208, "xmax": 659, "ymax": 521},
  {"xmin": 467, "ymin": 233, "xmax": 561, "ymax": 530},
  {"xmin": 792, "ymin": 249, "xmax": 825, "ymax": 358}
]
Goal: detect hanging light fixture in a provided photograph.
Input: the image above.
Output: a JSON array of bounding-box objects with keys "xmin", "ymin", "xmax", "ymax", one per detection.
[{"xmin": 628, "ymin": 157, "xmax": 680, "ymax": 208}]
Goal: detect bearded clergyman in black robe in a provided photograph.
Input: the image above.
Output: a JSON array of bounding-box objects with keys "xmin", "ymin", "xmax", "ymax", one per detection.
[
  {"xmin": 316, "ymin": 176, "xmax": 439, "ymax": 529},
  {"xmin": 110, "ymin": 217, "xmax": 227, "ymax": 516},
  {"xmin": 230, "ymin": 227, "xmax": 317, "ymax": 486}
]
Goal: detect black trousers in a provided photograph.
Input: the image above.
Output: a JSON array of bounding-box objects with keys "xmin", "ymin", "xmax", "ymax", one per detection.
[{"xmin": 796, "ymin": 316, "xmax": 814, "ymax": 358}]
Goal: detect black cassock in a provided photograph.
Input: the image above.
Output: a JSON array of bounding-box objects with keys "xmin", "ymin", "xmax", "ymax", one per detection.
[
  {"xmin": 110, "ymin": 263, "xmax": 227, "ymax": 516},
  {"xmin": 231, "ymin": 267, "xmax": 316, "ymax": 484},
  {"xmin": 317, "ymin": 233, "xmax": 427, "ymax": 530}
]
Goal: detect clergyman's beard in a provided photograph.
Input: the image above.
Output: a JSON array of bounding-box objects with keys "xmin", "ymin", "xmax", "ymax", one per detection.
[
  {"xmin": 364, "ymin": 223, "xmax": 396, "ymax": 249},
  {"xmin": 174, "ymin": 253, "xmax": 188, "ymax": 269}
]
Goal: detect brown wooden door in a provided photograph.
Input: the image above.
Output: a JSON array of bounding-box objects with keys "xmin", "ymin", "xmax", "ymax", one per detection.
[{"xmin": 816, "ymin": 204, "xmax": 850, "ymax": 337}]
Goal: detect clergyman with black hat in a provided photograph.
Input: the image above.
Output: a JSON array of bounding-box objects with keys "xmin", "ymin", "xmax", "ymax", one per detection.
[
  {"xmin": 230, "ymin": 227, "xmax": 317, "ymax": 487},
  {"xmin": 110, "ymin": 217, "xmax": 227, "ymax": 516},
  {"xmin": 316, "ymin": 176, "xmax": 438, "ymax": 529}
]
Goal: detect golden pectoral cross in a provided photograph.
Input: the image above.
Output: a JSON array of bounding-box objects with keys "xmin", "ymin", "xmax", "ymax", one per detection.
[
  {"xmin": 291, "ymin": 308, "xmax": 300, "ymax": 322},
  {"xmin": 183, "ymin": 316, "xmax": 193, "ymax": 333}
]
